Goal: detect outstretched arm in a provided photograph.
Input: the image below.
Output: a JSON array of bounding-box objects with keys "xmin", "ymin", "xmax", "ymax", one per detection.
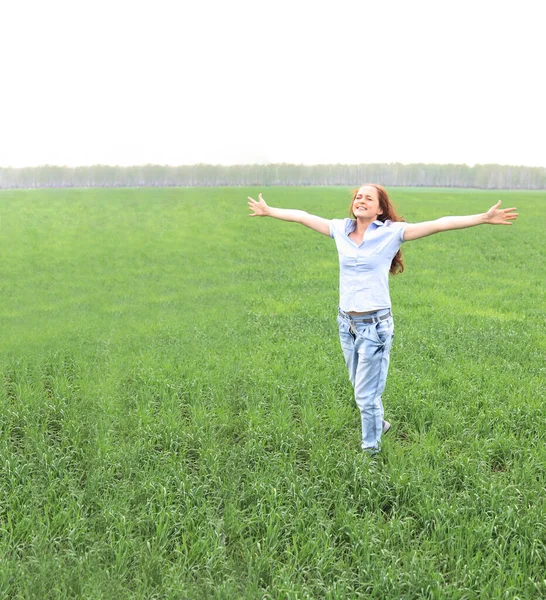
[
  {"xmin": 247, "ymin": 193, "xmax": 331, "ymax": 236},
  {"xmin": 403, "ymin": 201, "xmax": 518, "ymax": 242}
]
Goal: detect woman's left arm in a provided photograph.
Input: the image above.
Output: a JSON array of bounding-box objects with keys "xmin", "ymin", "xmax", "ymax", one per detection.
[{"xmin": 403, "ymin": 201, "xmax": 518, "ymax": 242}]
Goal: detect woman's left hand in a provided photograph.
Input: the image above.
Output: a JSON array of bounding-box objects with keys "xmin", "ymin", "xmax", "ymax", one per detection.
[{"xmin": 485, "ymin": 201, "xmax": 518, "ymax": 225}]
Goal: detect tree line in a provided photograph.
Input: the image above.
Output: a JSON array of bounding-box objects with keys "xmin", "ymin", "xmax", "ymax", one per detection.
[{"xmin": 1, "ymin": 163, "xmax": 545, "ymax": 189}]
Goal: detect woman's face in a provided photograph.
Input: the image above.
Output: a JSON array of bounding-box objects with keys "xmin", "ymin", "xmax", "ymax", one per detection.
[{"xmin": 353, "ymin": 185, "xmax": 383, "ymax": 220}]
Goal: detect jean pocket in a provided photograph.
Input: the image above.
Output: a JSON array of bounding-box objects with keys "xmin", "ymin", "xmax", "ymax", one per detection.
[
  {"xmin": 368, "ymin": 319, "xmax": 394, "ymax": 345},
  {"xmin": 337, "ymin": 315, "xmax": 356, "ymax": 344}
]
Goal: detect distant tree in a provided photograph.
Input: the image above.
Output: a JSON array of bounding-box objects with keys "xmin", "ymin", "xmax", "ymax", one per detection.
[{"xmin": 1, "ymin": 163, "xmax": 545, "ymax": 190}]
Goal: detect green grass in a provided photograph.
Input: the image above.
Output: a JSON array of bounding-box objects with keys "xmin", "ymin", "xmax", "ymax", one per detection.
[{"xmin": 0, "ymin": 186, "xmax": 545, "ymax": 598}]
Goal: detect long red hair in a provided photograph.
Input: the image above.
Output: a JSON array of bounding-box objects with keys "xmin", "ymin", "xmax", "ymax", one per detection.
[{"xmin": 349, "ymin": 184, "xmax": 405, "ymax": 275}]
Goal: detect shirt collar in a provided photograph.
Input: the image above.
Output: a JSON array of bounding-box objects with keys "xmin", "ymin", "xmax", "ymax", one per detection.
[
  {"xmin": 346, "ymin": 219, "xmax": 385, "ymax": 234},
  {"xmin": 347, "ymin": 219, "xmax": 385, "ymax": 232}
]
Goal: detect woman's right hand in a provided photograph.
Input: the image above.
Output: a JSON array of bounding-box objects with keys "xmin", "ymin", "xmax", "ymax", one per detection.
[{"xmin": 247, "ymin": 193, "xmax": 270, "ymax": 217}]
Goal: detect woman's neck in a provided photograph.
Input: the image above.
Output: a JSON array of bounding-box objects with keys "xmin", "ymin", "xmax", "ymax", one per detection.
[{"xmin": 354, "ymin": 217, "xmax": 373, "ymax": 234}]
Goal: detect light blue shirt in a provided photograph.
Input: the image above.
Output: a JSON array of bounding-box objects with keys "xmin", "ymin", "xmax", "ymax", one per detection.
[{"xmin": 329, "ymin": 218, "xmax": 406, "ymax": 312}]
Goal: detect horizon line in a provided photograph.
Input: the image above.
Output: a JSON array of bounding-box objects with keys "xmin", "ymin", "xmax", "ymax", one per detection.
[{"xmin": 2, "ymin": 161, "xmax": 546, "ymax": 169}]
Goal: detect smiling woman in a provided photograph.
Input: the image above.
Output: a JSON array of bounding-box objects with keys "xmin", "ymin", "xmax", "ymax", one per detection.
[
  {"xmin": 247, "ymin": 185, "xmax": 518, "ymax": 454},
  {"xmin": 348, "ymin": 185, "xmax": 405, "ymax": 275}
]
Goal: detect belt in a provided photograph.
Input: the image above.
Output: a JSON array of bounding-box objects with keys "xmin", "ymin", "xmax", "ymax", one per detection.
[{"xmin": 339, "ymin": 309, "xmax": 392, "ymax": 324}]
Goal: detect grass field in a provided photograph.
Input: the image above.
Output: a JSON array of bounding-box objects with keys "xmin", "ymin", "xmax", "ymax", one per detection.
[{"xmin": 0, "ymin": 186, "xmax": 545, "ymax": 598}]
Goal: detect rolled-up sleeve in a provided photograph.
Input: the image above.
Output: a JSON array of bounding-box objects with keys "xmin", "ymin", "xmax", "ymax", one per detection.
[
  {"xmin": 329, "ymin": 219, "xmax": 346, "ymax": 239},
  {"xmin": 396, "ymin": 221, "xmax": 407, "ymax": 243}
]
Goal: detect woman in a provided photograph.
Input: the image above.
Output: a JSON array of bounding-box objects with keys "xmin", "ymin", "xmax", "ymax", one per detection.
[{"xmin": 247, "ymin": 185, "xmax": 518, "ymax": 454}]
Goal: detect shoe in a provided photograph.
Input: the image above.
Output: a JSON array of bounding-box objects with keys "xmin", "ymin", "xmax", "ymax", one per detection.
[{"xmin": 382, "ymin": 420, "xmax": 391, "ymax": 435}]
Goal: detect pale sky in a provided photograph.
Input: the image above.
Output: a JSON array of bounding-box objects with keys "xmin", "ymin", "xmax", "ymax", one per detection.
[{"xmin": 1, "ymin": 0, "xmax": 544, "ymax": 168}]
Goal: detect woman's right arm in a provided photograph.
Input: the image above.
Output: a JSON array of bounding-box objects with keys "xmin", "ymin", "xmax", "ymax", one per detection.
[{"xmin": 247, "ymin": 193, "xmax": 331, "ymax": 237}]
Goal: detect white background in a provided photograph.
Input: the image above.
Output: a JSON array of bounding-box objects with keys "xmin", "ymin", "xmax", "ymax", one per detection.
[{"xmin": 1, "ymin": 0, "xmax": 544, "ymax": 167}]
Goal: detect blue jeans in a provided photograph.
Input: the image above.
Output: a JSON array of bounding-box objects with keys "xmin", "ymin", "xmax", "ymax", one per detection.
[{"xmin": 337, "ymin": 308, "xmax": 395, "ymax": 451}]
